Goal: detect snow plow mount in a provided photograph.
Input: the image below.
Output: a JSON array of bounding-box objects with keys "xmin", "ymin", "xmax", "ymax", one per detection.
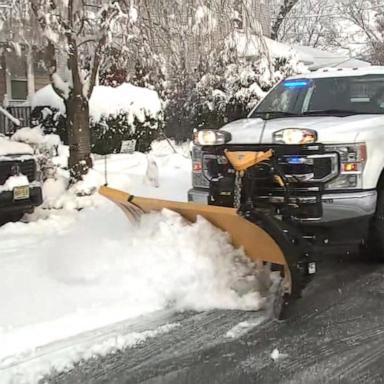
[{"xmin": 99, "ymin": 143, "xmax": 314, "ymax": 320}]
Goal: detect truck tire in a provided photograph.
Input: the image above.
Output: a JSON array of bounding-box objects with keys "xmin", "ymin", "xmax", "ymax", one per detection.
[{"xmin": 367, "ymin": 188, "xmax": 384, "ymax": 260}]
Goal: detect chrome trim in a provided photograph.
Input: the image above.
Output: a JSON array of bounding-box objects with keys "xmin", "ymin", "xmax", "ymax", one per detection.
[
  {"xmin": 259, "ymin": 195, "xmax": 317, "ymax": 204},
  {"xmin": 311, "ymin": 190, "xmax": 376, "ymax": 223},
  {"xmin": 279, "ymin": 153, "xmax": 339, "ymax": 183},
  {"xmin": 259, "ymin": 190, "xmax": 377, "ymax": 224},
  {"xmin": 286, "ymin": 173, "xmax": 314, "ymax": 182},
  {"xmin": 306, "ymin": 153, "xmax": 339, "ymax": 182},
  {"xmin": 282, "ymin": 155, "xmax": 314, "ymax": 165},
  {"xmin": 202, "ymin": 154, "xmax": 217, "ymax": 182}
]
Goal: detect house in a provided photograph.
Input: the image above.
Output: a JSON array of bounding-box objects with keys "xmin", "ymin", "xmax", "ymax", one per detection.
[
  {"xmin": 0, "ymin": 45, "xmax": 50, "ymax": 133},
  {"xmin": 0, "ymin": 46, "xmax": 50, "ymax": 107}
]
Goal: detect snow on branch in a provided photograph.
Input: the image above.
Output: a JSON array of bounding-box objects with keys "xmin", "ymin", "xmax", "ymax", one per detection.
[{"xmin": 0, "ymin": 106, "xmax": 20, "ymax": 126}]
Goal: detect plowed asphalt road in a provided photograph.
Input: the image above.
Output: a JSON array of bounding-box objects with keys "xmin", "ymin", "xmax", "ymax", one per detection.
[{"xmin": 46, "ymin": 252, "xmax": 384, "ymax": 384}]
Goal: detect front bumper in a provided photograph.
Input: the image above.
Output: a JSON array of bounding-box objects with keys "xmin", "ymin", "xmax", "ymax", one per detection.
[
  {"xmin": 188, "ymin": 188, "xmax": 377, "ymax": 224},
  {"xmin": 0, "ymin": 184, "xmax": 43, "ymax": 214}
]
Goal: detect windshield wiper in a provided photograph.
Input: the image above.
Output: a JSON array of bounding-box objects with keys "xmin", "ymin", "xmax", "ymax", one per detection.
[
  {"xmin": 303, "ymin": 109, "xmax": 369, "ymax": 116},
  {"xmin": 252, "ymin": 111, "xmax": 300, "ymax": 120}
]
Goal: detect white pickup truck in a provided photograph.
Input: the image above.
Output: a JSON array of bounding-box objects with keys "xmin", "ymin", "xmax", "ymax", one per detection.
[
  {"xmin": 0, "ymin": 136, "xmax": 42, "ymax": 222},
  {"xmin": 189, "ymin": 66, "xmax": 384, "ymax": 255}
]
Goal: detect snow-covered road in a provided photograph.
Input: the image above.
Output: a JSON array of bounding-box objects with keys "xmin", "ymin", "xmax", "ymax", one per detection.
[{"xmin": 0, "ymin": 142, "xmax": 268, "ymax": 383}]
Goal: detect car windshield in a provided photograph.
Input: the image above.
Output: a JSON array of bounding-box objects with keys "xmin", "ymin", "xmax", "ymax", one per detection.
[{"xmin": 251, "ymin": 74, "xmax": 384, "ymax": 119}]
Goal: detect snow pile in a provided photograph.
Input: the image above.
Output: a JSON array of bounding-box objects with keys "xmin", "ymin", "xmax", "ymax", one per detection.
[
  {"xmin": 41, "ymin": 140, "xmax": 192, "ymax": 210},
  {"xmin": 31, "ymin": 85, "xmax": 65, "ymax": 114},
  {"xmin": 0, "ymin": 136, "xmax": 33, "ymax": 156},
  {"xmin": 42, "ymin": 177, "xmax": 68, "ymax": 206},
  {"xmin": 90, "ymin": 83, "xmax": 162, "ymax": 124},
  {"xmin": 49, "ymin": 206, "xmax": 265, "ymax": 311},
  {"xmin": 11, "ymin": 127, "xmax": 61, "ymax": 164},
  {"xmin": 1, "ymin": 323, "xmax": 179, "ymax": 384},
  {"xmin": 11, "ymin": 127, "xmax": 48, "ymax": 146},
  {"xmin": 0, "ymin": 202, "xmax": 266, "ymax": 382},
  {"xmin": 32, "ymin": 83, "xmax": 163, "ymax": 124},
  {"xmin": 0, "ymin": 140, "xmax": 267, "ymax": 382},
  {"xmin": 0, "ymin": 175, "xmax": 29, "ymax": 192}
]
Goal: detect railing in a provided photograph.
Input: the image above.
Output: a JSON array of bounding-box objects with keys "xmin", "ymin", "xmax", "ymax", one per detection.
[{"xmin": 0, "ymin": 106, "xmax": 31, "ymax": 135}]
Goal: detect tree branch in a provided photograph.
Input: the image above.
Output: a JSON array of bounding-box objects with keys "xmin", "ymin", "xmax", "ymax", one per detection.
[{"xmin": 271, "ymin": 0, "xmax": 300, "ymax": 40}]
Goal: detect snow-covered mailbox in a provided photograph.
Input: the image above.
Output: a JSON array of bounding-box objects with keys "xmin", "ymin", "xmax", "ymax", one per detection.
[{"xmin": 31, "ymin": 83, "xmax": 164, "ymax": 154}]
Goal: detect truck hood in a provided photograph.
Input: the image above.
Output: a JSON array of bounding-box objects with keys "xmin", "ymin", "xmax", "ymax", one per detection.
[{"xmin": 222, "ymin": 115, "xmax": 384, "ymax": 144}]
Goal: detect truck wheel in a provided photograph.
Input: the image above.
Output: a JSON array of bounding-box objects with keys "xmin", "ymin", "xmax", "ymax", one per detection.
[{"xmin": 367, "ymin": 189, "xmax": 384, "ymax": 260}]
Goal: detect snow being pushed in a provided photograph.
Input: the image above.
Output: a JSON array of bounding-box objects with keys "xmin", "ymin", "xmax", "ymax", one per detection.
[
  {"xmin": 31, "ymin": 83, "xmax": 163, "ymax": 124},
  {"xmin": 51, "ymin": 204, "xmax": 267, "ymax": 313}
]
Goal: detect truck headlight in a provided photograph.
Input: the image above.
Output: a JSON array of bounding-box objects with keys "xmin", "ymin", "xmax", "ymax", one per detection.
[
  {"xmin": 193, "ymin": 129, "xmax": 231, "ymax": 146},
  {"xmin": 273, "ymin": 128, "xmax": 317, "ymax": 144},
  {"xmin": 324, "ymin": 143, "xmax": 366, "ymax": 189}
]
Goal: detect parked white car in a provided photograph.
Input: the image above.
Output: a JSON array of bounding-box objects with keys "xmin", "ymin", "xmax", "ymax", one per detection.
[{"xmin": 189, "ymin": 66, "xmax": 384, "ymax": 254}]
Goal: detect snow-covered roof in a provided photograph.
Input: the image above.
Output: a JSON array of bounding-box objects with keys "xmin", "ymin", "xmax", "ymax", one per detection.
[
  {"xmin": 0, "ymin": 136, "xmax": 33, "ymax": 156},
  {"xmin": 32, "ymin": 83, "xmax": 163, "ymax": 124},
  {"xmin": 234, "ymin": 31, "xmax": 301, "ymax": 60},
  {"xmin": 287, "ymin": 65, "xmax": 384, "ymax": 80},
  {"xmin": 234, "ymin": 31, "xmax": 370, "ymax": 70},
  {"xmin": 293, "ymin": 45, "xmax": 370, "ymax": 70}
]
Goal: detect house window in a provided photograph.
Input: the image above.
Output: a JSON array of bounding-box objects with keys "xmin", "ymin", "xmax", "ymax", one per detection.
[
  {"xmin": 5, "ymin": 50, "xmax": 28, "ymax": 102},
  {"xmin": 11, "ymin": 79, "xmax": 28, "ymax": 100}
]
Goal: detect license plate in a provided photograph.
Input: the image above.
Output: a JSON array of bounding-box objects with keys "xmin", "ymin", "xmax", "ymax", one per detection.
[{"xmin": 13, "ymin": 186, "xmax": 30, "ymax": 200}]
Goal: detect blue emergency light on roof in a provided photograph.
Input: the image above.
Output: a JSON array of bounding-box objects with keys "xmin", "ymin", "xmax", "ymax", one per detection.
[{"xmin": 283, "ymin": 80, "xmax": 309, "ymax": 88}]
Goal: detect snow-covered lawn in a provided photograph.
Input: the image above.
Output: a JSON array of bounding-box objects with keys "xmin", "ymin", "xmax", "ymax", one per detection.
[{"xmin": 0, "ymin": 141, "xmax": 266, "ymax": 383}]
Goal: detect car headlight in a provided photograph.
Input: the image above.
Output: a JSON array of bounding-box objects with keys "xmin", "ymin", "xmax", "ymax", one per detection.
[
  {"xmin": 273, "ymin": 128, "xmax": 317, "ymax": 145},
  {"xmin": 324, "ymin": 143, "xmax": 366, "ymax": 189},
  {"xmin": 193, "ymin": 129, "xmax": 231, "ymax": 146}
]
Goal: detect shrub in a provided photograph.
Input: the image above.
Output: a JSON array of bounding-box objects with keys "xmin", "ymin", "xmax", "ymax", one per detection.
[
  {"xmin": 91, "ymin": 112, "xmax": 163, "ymax": 155},
  {"xmin": 30, "ymin": 106, "xmax": 67, "ymax": 143}
]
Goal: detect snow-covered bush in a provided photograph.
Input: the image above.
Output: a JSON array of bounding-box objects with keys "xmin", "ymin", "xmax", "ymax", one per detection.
[
  {"xmin": 11, "ymin": 127, "xmax": 62, "ymax": 182},
  {"xmin": 30, "ymin": 106, "xmax": 67, "ymax": 143},
  {"xmin": 91, "ymin": 113, "xmax": 162, "ymax": 154},
  {"xmin": 186, "ymin": 42, "xmax": 307, "ymax": 133},
  {"xmin": 31, "ymin": 83, "xmax": 164, "ymax": 154}
]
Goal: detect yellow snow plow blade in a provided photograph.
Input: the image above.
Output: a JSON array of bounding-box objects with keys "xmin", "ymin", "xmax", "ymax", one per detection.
[{"xmin": 99, "ymin": 185, "xmax": 289, "ymax": 276}]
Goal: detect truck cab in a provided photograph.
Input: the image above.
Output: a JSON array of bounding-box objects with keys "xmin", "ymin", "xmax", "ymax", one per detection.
[{"xmin": 188, "ymin": 67, "xmax": 384, "ymax": 253}]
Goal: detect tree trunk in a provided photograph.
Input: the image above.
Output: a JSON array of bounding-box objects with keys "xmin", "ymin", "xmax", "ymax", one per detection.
[
  {"xmin": 271, "ymin": 0, "xmax": 299, "ymax": 40},
  {"xmin": 65, "ymin": 94, "xmax": 92, "ymax": 181}
]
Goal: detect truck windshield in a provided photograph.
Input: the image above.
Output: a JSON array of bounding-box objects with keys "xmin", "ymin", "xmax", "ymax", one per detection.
[{"xmin": 251, "ymin": 75, "xmax": 384, "ymax": 119}]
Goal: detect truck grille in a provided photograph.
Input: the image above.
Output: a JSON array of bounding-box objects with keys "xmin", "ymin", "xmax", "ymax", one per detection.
[
  {"xmin": 0, "ymin": 159, "xmax": 36, "ymax": 185},
  {"xmin": 198, "ymin": 144, "xmax": 339, "ymax": 188},
  {"xmin": 279, "ymin": 154, "xmax": 338, "ymax": 183},
  {"xmin": 191, "ymin": 145, "xmax": 209, "ymax": 188}
]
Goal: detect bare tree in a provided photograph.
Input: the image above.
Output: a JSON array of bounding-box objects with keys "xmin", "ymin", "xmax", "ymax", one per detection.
[
  {"xmin": 271, "ymin": 0, "xmax": 300, "ymax": 40},
  {"xmin": 1, "ymin": 0, "xmax": 136, "ymax": 180}
]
